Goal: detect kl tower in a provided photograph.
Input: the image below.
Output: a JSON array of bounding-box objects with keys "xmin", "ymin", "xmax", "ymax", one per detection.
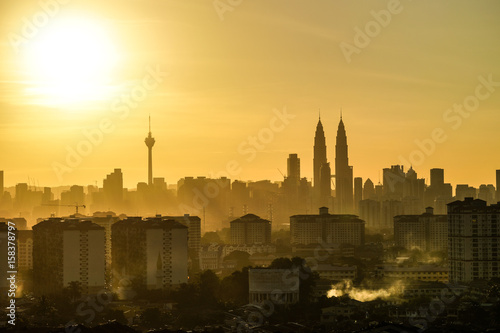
[{"xmin": 145, "ymin": 115, "xmax": 155, "ymax": 186}]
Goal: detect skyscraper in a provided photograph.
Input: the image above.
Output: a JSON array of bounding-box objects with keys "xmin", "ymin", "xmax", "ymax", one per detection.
[
  {"xmin": 354, "ymin": 177, "xmax": 363, "ymax": 212},
  {"xmin": 145, "ymin": 116, "xmax": 155, "ymax": 186},
  {"xmin": 335, "ymin": 115, "xmax": 353, "ymax": 213},
  {"xmin": 496, "ymin": 170, "xmax": 500, "ymax": 202},
  {"xmin": 287, "ymin": 153, "xmax": 300, "ymax": 183},
  {"xmin": 0, "ymin": 170, "xmax": 3, "ymax": 198},
  {"xmin": 313, "ymin": 115, "xmax": 327, "ymax": 201},
  {"xmin": 103, "ymin": 168, "xmax": 124, "ymax": 210}
]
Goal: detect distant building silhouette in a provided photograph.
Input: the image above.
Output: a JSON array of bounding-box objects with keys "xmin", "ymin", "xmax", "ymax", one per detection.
[
  {"xmin": 448, "ymin": 198, "xmax": 500, "ymax": 283},
  {"xmin": 335, "ymin": 115, "xmax": 353, "ymax": 213},
  {"xmin": 359, "ymin": 199, "xmax": 381, "ymax": 230},
  {"xmin": 354, "ymin": 177, "xmax": 363, "ymax": 212},
  {"xmin": 455, "ymin": 184, "xmax": 477, "ymax": 201},
  {"xmin": 177, "ymin": 176, "xmax": 231, "ymax": 230},
  {"xmin": 103, "ymin": 168, "xmax": 124, "ymax": 211},
  {"xmin": 0, "ymin": 170, "xmax": 3, "ymax": 198},
  {"xmin": 363, "ymin": 178, "xmax": 375, "ymax": 200},
  {"xmin": 425, "ymin": 168, "xmax": 452, "ymax": 213},
  {"xmin": 145, "ymin": 116, "xmax": 155, "ymax": 186},
  {"xmin": 497, "ymin": 170, "xmax": 500, "ymax": 202},
  {"xmin": 383, "ymin": 165, "xmax": 405, "ymax": 199},
  {"xmin": 478, "ymin": 184, "xmax": 496, "ymax": 204},
  {"xmin": 61, "ymin": 185, "xmax": 85, "ymax": 206},
  {"xmin": 33, "ymin": 218, "xmax": 106, "ymax": 296}
]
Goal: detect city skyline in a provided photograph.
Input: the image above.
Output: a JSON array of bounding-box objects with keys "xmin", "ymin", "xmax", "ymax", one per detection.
[
  {"xmin": 1, "ymin": 1, "xmax": 500, "ymax": 187},
  {"xmin": 1, "ymin": 112, "xmax": 499, "ymax": 191}
]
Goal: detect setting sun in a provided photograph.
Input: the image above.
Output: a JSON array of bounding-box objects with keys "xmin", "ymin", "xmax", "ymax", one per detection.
[{"xmin": 23, "ymin": 16, "xmax": 119, "ymax": 106}]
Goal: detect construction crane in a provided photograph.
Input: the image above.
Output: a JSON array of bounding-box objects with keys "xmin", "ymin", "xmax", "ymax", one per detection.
[{"xmin": 42, "ymin": 203, "xmax": 86, "ymax": 215}]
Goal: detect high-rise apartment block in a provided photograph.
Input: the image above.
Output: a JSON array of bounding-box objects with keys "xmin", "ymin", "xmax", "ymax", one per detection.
[
  {"xmin": 448, "ymin": 198, "xmax": 500, "ymax": 283},
  {"xmin": 33, "ymin": 218, "xmax": 106, "ymax": 295},
  {"xmin": 112, "ymin": 217, "xmax": 188, "ymax": 290}
]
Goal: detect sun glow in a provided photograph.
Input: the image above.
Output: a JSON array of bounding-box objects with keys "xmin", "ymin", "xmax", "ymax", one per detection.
[{"xmin": 24, "ymin": 16, "xmax": 120, "ymax": 106}]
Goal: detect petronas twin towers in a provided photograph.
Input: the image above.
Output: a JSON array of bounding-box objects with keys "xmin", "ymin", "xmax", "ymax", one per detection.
[{"xmin": 313, "ymin": 114, "xmax": 353, "ymax": 213}]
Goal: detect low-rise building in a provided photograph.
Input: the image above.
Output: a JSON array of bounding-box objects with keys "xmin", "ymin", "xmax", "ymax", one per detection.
[{"xmin": 249, "ymin": 268, "xmax": 299, "ymax": 305}]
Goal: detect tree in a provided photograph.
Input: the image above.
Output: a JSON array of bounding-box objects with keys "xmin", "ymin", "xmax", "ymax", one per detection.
[
  {"xmin": 199, "ymin": 270, "xmax": 221, "ymax": 306},
  {"xmin": 223, "ymin": 250, "xmax": 251, "ymax": 270},
  {"xmin": 139, "ymin": 307, "xmax": 163, "ymax": 328},
  {"xmin": 64, "ymin": 281, "xmax": 83, "ymax": 303},
  {"xmin": 201, "ymin": 231, "xmax": 221, "ymax": 245},
  {"xmin": 220, "ymin": 267, "xmax": 249, "ymax": 306}
]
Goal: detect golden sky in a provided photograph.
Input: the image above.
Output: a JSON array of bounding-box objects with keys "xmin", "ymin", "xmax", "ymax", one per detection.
[{"xmin": 1, "ymin": 0, "xmax": 499, "ymax": 189}]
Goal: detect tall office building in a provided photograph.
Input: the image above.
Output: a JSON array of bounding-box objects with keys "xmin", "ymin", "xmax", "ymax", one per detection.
[
  {"xmin": 354, "ymin": 177, "xmax": 363, "ymax": 212},
  {"xmin": 496, "ymin": 170, "xmax": 500, "ymax": 202},
  {"xmin": 290, "ymin": 207, "xmax": 364, "ymax": 246},
  {"xmin": 359, "ymin": 199, "xmax": 381, "ymax": 229},
  {"xmin": 383, "ymin": 165, "xmax": 405, "ymax": 199},
  {"xmin": 230, "ymin": 214, "xmax": 271, "ymax": 245},
  {"xmin": 430, "ymin": 168, "xmax": 444, "ymax": 188},
  {"xmin": 313, "ymin": 116, "xmax": 330, "ymax": 207},
  {"xmin": 363, "ymin": 179, "xmax": 375, "ymax": 200},
  {"xmin": 319, "ymin": 162, "xmax": 332, "ymax": 207},
  {"xmin": 112, "ymin": 217, "xmax": 188, "ymax": 290},
  {"xmin": 448, "ymin": 198, "xmax": 500, "ymax": 283},
  {"xmin": 455, "ymin": 185, "xmax": 477, "ymax": 201},
  {"xmin": 287, "ymin": 154, "xmax": 300, "ymax": 183},
  {"xmin": 145, "ymin": 116, "xmax": 156, "ymax": 186},
  {"xmin": 335, "ymin": 116, "xmax": 353, "ymax": 213},
  {"xmin": 0, "ymin": 170, "xmax": 3, "ymax": 198},
  {"xmin": 394, "ymin": 207, "xmax": 447, "ymax": 252},
  {"xmin": 33, "ymin": 218, "xmax": 105, "ymax": 296},
  {"xmin": 103, "ymin": 168, "xmax": 124, "ymax": 210}
]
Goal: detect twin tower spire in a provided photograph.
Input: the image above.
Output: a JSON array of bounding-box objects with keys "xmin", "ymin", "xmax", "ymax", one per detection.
[{"xmin": 313, "ymin": 111, "xmax": 353, "ymax": 213}]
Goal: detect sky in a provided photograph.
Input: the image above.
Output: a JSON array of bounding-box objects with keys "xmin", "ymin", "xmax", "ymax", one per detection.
[{"xmin": 1, "ymin": 0, "xmax": 499, "ymax": 189}]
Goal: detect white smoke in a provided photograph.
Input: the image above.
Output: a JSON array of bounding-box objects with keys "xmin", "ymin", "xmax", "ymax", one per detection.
[{"xmin": 327, "ymin": 280, "xmax": 403, "ymax": 302}]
